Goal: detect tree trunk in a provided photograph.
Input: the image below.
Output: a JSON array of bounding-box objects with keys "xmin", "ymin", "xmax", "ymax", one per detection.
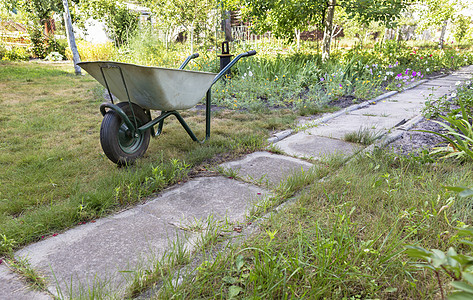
[
  {"xmin": 62, "ymin": 0, "xmax": 81, "ymax": 75},
  {"xmin": 295, "ymin": 28, "xmax": 300, "ymax": 51},
  {"xmin": 223, "ymin": 10, "xmax": 232, "ymax": 41},
  {"xmin": 322, "ymin": 0, "xmax": 336, "ymax": 62},
  {"xmin": 190, "ymin": 23, "xmax": 194, "ymax": 53},
  {"xmin": 438, "ymin": 20, "xmax": 447, "ymax": 49}
]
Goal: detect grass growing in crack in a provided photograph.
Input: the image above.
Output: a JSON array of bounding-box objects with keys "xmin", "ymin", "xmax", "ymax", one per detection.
[
  {"xmin": 168, "ymin": 149, "xmax": 473, "ymax": 298},
  {"xmin": 7, "ymin": 256, "xmax": 47, "ymax": 290},
  {"xmin": 344, "ymin": 127, "xmax": 383, "ymax": 145},
  {"xmin": 122, "ymin": 234, "xmax": 192, "ymax": 299},
  {"xmin": 247, "ymin": 164, "xmax": 330, "ymax": 219},
  {"xmin": 215, "ymin": 166, "xmax": 241, "ymax": 180},
  {"xmin": 265, "ymin": 143, "xmax": 285, "ymax": 155}
]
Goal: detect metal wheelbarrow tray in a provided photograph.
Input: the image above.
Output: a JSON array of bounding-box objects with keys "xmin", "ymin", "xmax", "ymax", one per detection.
[{"xmin": 78, "ymin": 50, "xmax": 256, "ymax": 165}]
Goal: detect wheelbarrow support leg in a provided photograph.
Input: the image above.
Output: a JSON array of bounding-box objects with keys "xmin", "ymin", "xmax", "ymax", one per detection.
[{"xmin": 205, "ymin": 89, "xmax": 211, "ymax": 140}]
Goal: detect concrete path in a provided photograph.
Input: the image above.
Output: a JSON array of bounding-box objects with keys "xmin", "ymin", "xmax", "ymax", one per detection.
[{"xmin": 2, "ymin": 66, "xmax": 472, "ymax": 299}]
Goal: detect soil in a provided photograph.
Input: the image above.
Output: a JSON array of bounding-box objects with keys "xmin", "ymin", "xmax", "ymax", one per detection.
[
  {"xmin": 327, "ymin": 95, "xmax": 359, "ymax": 109},
  {"xmin": 385, "ymin": 117, "xmax": 447, "ymax": 156}
]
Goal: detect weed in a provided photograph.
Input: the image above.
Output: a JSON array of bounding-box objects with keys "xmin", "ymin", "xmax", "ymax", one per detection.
[
  {"xmin": 422, "ymin": 87, "xmax": 450, "ymax": 119},
  {"xmin": 419, "ymin": 97, "xmax": 473, "ymax": 162},
  {"xmin": 344, "ymin": 127, "xmax": 383, "ymax": 145},
  {"xmin": 7, "ymin": 256, "xmax": 47, "ymax": 290}
]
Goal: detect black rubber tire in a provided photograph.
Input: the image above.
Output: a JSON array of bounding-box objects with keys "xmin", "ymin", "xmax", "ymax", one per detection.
[{"xmin": 100, "ymin": 102, "xmax": 151, "ymax": 166}]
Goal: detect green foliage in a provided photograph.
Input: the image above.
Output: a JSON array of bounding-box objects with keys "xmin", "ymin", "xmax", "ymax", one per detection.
[
  {"xmin": 406, "ymin": 227, "xmax": 473, "ymax": 300},
  {"xmin": 78, "ymin": 0, "xmax": 139, "ymax": 46},
  {"xmin": 416, "ymin": 0, "xmax": 459, "ymax": 30},
  {"xmin": 235, "ymin": 0, "xmax": 325, "ymax": 39},
  {"xmin": 3, "ymin": 0, "xmax": 66, "ymax": 20},
  {"xmin": 0, "ymin": 45, "xmax": 29, "ymax": 61},
  {"xmin": 0, "ymin": 234, "xmax": 16, "ymax": 254},
  {"xmin": 28, "ymin": 24, "xmax": 48, "ymax": 58},
  {"xmin": 342, "ymin": 0, "xmax": 410, "ymax": 27},
  {"xmin": 27, "ymin": 24, "xmax": 66, "ymax": 59},
  {"xmin": 235, "ymin": 0, "xmax": 409, "ymax": 43},
  {"xmin": 453, "ymin": 15, "xmax": 472, "ymax": 43},
  {"xmin": 420, "ymin": 85, "xmax": 473, "ymax": 162},
  {"xmin": 143, "ymin": 0, "xmax": 216, "ymax": 47},
  {"xmin": 65, "ymin": 40, "xmax": 117, "ymax": 61}
]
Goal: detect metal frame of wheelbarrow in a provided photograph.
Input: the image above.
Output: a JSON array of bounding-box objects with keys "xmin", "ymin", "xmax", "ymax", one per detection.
[{"xmin": 98, "ymin": 50, "xmax": 256, "ymax": 164}]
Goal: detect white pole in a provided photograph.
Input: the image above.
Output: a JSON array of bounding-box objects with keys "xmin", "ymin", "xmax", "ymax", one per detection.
[{"xmin": 62, "ymin": 0, "xmax": 81, "ymax": 75}]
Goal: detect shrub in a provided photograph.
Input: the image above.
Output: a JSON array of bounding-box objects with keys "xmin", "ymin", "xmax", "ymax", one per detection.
[
  {"xmin": 1, "ymin": 46, "xmax": 29, "ymax": 61},
  {"xmin": 65, "ymin": 41, "xmax": 118, "ymax": 61}
]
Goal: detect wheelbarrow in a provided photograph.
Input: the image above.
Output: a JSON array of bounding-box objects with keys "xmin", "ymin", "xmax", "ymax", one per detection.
[{"xmin": 78, "ymin": 50, "xmax": 256, "ymax": 165}]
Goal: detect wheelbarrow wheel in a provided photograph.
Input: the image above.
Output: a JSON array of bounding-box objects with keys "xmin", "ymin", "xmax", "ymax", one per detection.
[{"xmin": 100, "ymin": 102, "xmax": 151, "ymax": 166}]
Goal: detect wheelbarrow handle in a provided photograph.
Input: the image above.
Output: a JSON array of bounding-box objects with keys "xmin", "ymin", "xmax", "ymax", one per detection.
[
  {"xmin": 212, "ymin": 50, "xmax": 257, "ymax": 85},
  {"xmin": 179, "ymin": 53, "xmax": 200, "ymax": 70},
  {"xmin": 242, "ymin": 50, "xmax": 257, "ymax": 57}
]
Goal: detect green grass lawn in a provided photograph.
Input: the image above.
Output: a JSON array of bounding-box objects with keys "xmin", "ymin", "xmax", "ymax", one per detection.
[{"xmin": 0, "ymin": 61, "xmax": 297, "ymax": 256}]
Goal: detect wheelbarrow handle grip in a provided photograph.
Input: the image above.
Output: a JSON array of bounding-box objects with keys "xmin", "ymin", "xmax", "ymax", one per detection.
[
  {"xmin": 212, "ymin": 50, "xmax": 257, "ymax": 85},
  {"xmin": 244, "ymin": 50, "xmax": 257, "ymax": 57},
  {"xmin": 179, "ymin": 53, "xmax": 200, "ymax": 69}
]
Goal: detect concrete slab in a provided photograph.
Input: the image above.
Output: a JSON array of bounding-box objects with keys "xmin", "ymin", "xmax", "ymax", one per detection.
[
  {"xmin": 16, "ymin": 176, "xmax": 268, "ymax": 298},
  {"xmin": 141, "ymin": 176, "xmax": 269, "ymax": 225},
  {"xmin": 305, "ymin": 114, "xmax": 400, "ymax": 140},
  {"xmin": 0, "ymin": 265, "xmax": 51, "ymax": 300},
  {"xmin": 350, "ymin": 102, "xmax": 421, "ymax": 118},
  {"xmin": 219, "ymin": 151, "xmax": 314, "ymax": 187},
  {"xmin": 16, "ymin": 211, "xmax": 184, "ymax": 298},
  {"xmin": 414, "ymin": 85, "xmax": 454, "ymax": 95},
  {"xmin": 388, "ymin": 88, "xmax": 450, "ymax": 102},
  {"xmin": 423, "ymin": 79, "xmax": 465, "ymax": 87},
  {"xmin": 275, "ymin": 133, "xmax": 361, "ymax": 159}
]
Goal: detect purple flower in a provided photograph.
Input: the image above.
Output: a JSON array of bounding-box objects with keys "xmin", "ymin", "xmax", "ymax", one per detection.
[
  {"xmin": 389, "ymin": 64, "xmax": 393, "ymax": 68},
  {"xmin": 320, "ymin": 77, "xmax": 325, "ymax": 81},
  {"xmin": 397, "ymin": 84, "xmax": 402, "ymax": 87},
  {"xmin": 397, "ymin": 73, "xmax": 402, "ymax": 78},
  {"xmin": 339, "ymin": 84, "xmax": 343, "ymax": 87},
  {"xmin": 412, "ymin": 71, "xmax": 417, "ymax": 77}
]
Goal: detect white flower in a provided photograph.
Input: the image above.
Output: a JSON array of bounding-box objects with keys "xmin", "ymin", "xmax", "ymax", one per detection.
[
  {"xmin": 426, "ymin": 68, "xmax": 430, "ymax": 72},
  {"xmin": 455, "ymin": 81, "xmax": 461, "ymax": 86},
  {"xmin": 248, "ymin": 71, "xmax": 253, "ymax": 77},
  {"xmin": 451, "ymin": 92, "xmax": 457, "ymax": 97}
]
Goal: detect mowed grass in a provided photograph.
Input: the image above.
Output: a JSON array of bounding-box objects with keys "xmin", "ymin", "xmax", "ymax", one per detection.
[{"xmin": 0, "ymin": 61, "xmax": 297, "ymax": 255}]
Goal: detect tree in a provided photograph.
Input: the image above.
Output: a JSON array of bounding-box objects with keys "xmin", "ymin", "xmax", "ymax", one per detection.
[
  {"xmin": 78, "ymin": 0, "xmax": 139, "ymax": 46},
  {"xmin": 453, "ymin": 14, "xmax": 471, "ymax": 43},
  {"xmin": 143, "ymin": 0, "xmax": 215, "ymax": 52},
  {"xmin": 416, "ymin": 0, "xmax": 464, "ymax": 48},
  {"xmin": 233, "ymin": 0, "xmax": 325, "ymax": 41},
  {"xmin": 237, "ymin": 0, "xmax": 410, "ymax": 60}
]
